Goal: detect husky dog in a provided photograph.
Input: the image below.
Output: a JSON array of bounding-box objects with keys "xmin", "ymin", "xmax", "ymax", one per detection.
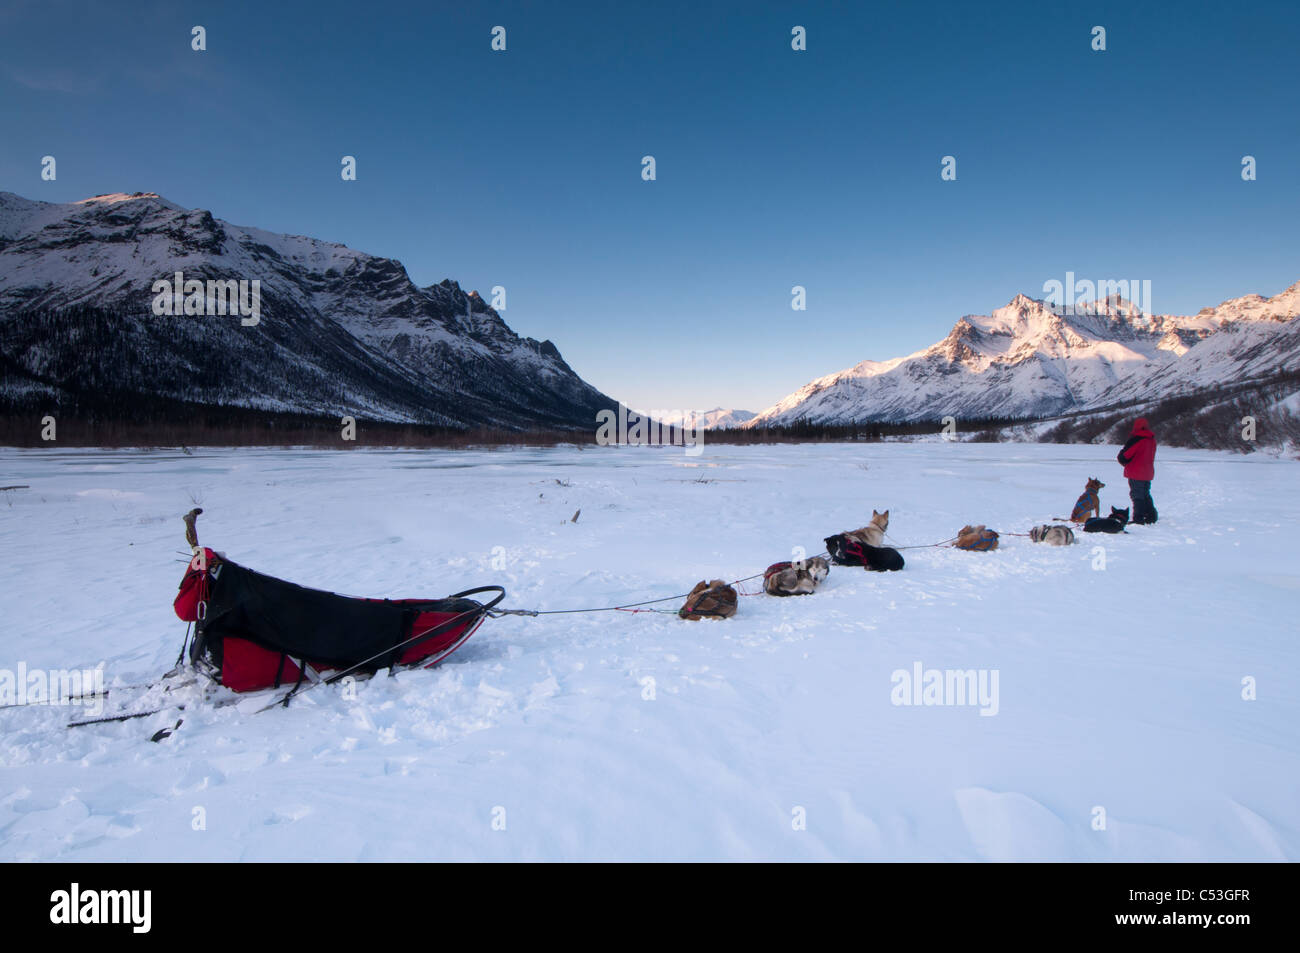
[
  {"xmin": 955, "ymin": 524, "xmax": 999, "ymax": 551},
  {"xmin": 679, "ymin": 579, "xmax": 738, "ymax": 620},
  {"xmin": 1083, "ymin": 507, "xmax": 1129, "ymax": 534},
  {"xmin": 1029, "ymin": 524, "xmax": 1075, "ymax": 546},
  {"xmin": 1070, "ymin": 478, "xmax": 1105, "ymax": 522},
  {"xmin": 763, "ymin": 556, "xmax": 830, "ymax": 596},
  {"xmin": 847, "ymin": 510, "xmax": 890, "ymax": 547},
  {"xmin": 824, "ymin": 534, "xmax": 905, "ymax": 572},
  {"xmin": 858, "ymin": 543, "xmax": 904, "ymax": 571}
]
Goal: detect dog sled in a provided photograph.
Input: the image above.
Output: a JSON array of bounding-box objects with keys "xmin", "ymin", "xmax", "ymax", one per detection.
[{"xmin": 174, "ymin": 546, "xmax": 503, "ymax": 693}]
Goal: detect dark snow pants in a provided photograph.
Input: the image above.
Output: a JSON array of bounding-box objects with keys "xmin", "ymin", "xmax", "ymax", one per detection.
[{"xmin": 1129, "ymin": 479, "xmax": 1158, "ymax": 524}]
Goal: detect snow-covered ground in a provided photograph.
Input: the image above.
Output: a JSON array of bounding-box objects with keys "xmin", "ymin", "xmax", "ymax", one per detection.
[{"xmin": 1, "ymin": 442, "xmax": 1296, "ymax": 861}]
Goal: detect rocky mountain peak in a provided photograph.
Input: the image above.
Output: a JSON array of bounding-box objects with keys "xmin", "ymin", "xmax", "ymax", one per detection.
[
  {"xmin": 746, "ymin": 282, "xmax": 1300, "ymax": 427},
  {"xmin": 0, "ymin": 190, "xmax": 618, "ymax": 430}
]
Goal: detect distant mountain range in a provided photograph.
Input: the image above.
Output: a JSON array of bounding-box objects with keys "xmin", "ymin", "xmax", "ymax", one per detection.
[
  {"xmin": 650, "ymin": 407, "xmax": 756, "ymax": 430},
  {"xmin": 3, "ymin": 190, "xmax": 1296, "ymax": 439},
  {"xmin": 0, "ymin": 191, "xmax": 617, "ymax": 429},
  {"xmin": 746, "ymin": 283, "xmax": 1300, "ymax": 427}
]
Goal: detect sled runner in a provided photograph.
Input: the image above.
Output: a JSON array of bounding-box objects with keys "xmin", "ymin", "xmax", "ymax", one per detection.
[{"xmin": 175, "ymin": 548, "xmax": 504, "ymax": 692}]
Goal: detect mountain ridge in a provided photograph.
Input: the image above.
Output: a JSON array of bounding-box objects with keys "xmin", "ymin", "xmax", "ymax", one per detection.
[
  {"xmin": 746, "ymin": 282, "xmax": 1300, "ymax": 427},
  {"xmin": 0, "ymin": 190, "xmax": 617, "ymax": 429}
]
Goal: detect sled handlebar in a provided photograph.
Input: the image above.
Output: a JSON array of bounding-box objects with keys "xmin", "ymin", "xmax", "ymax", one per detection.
[{"xmin": 447, "ymin": 585, "xmax": 506, "ymax": 614}]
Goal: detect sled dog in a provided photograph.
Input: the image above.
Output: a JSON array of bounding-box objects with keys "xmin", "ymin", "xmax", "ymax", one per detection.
[
  {"xmin": 848, "ymin": 510, "xmax": 890, "ymax": 547},
  {"xmin": 955, "ymin": 525, "xmax": 999, "ymax": 551},
  {"xmin": 764, "ymin": 557, "xmax": 830, "ymax": 596},
  {"xmin": 1029, "ymin": 524, "xmax": 1075, "ymax": 546},
  {"xmin": 824, "ymin": 534, "xmax": 904, "ymax": 572},
  {"xmin": 1083, "ymin": 507, "xmax": 1129, "ymax": 534},
  {"xmin": 1070, "ymin": 478, "xmax": 1105, "ymax": 522}
]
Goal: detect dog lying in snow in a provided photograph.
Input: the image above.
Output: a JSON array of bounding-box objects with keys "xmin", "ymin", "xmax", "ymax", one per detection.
[
  {"xmin": 1070, "ymin": 477, "xmax": 1105, "ymax": 522},
  {"xmin": 763, "ymin": 557, "xmax": 830, "ymax": 596},
  {"xmin": 679, "ymin": 580, "xmax": 738, "ymax": 620},
  {"xmin": 1029, "ymin": 524, "xmax": 1075, "ymax": 546},
  {"xmin": 954, "ymin": 525, "xmax": 999, "ymax": 551},
  {"xmin": 1083, "ymin": 507, "xmax": 1129, "ymax": 533},
  {"xmin": 824, "ymin": 534, "xmax": 904, "ymax": 571},
  {"xmin": 856, "ymin": 542, "xmax": 904, "ymax": 571},
  {"xmin": 846, "ymin": 510, "xmax": 890, "ymax": 547}
]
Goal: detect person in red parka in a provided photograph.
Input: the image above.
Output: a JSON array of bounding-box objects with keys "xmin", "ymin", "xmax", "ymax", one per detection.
[{"xmin": 1116, "ymin": 417, "xmax": 1157, "ymax": 524}]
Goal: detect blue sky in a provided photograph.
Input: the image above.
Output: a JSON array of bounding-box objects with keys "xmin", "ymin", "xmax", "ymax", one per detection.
[{"xmin": 2, "ymin": 0, "xmax": 1297, "ymax": 413}]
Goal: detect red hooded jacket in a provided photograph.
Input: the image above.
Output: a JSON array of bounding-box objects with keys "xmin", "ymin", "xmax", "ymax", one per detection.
[{"xmin": 1117, "ymin": 418, "xmax": 1156, "ymax": 481}]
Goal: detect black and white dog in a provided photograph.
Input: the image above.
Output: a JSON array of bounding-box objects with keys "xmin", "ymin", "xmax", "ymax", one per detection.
[
  {"xmin": 825, "ymin": 533, "xmax": 905, "ymax": 572},
  {"xmin": 1083, "ymin": 506, "xmax": 1130, "ymax": 534}
]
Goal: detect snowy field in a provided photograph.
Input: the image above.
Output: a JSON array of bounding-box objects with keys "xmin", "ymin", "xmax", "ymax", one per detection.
[{"xmin": 1, "ymin": 442, "xmax": 1297, "ymax": 861}]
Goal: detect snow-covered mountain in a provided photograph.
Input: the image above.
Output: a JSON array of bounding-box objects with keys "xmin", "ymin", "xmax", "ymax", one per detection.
[
  {"xmin": 0, "ymin": 191, "xmax": 617, "ymax": 429},
  {"xmin": 649, "ymin": 407, "xmax": 756, "ymax": 430},
  {"xmin": 747, "ymin": 284, "xmax": 1300, "ymax": 426},
  {"xmin": 698, "ymin": 407, "xmax": 756, "ymax": 429},
  {"xmin": 1091, "ymin": 286, "xmax": 1300, "ymax": 408}
]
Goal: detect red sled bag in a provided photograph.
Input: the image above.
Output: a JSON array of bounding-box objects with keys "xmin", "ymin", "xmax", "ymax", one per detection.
[
  {"xmin": 174, "ymin": 552, "xmax": 503, "ymax": 692},
  {"xmin": 174, "ymin": 548, "xmax": 219, "ymax": 622}
]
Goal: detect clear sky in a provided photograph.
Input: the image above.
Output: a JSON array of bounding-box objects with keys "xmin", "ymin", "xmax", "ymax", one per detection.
[{"xmin": 2, "ymin": 0, "xmax": 1297, "ymax": 413}]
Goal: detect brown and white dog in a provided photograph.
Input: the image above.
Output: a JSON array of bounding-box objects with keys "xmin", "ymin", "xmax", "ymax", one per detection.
[
  {"xmin": 847, "ymin": 509, "xmax": 890, "ymax": 547},
  {"xmin": 954, "ymin": 524, "xmax": 999, "ymax": 551},
  {"xmin": 1070, "ymin": 478, "xmax": 1104, "ymax": 523},
  {"xmin": 679, "ymin": 580, "xmax": 738, "ymax": 620}
]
